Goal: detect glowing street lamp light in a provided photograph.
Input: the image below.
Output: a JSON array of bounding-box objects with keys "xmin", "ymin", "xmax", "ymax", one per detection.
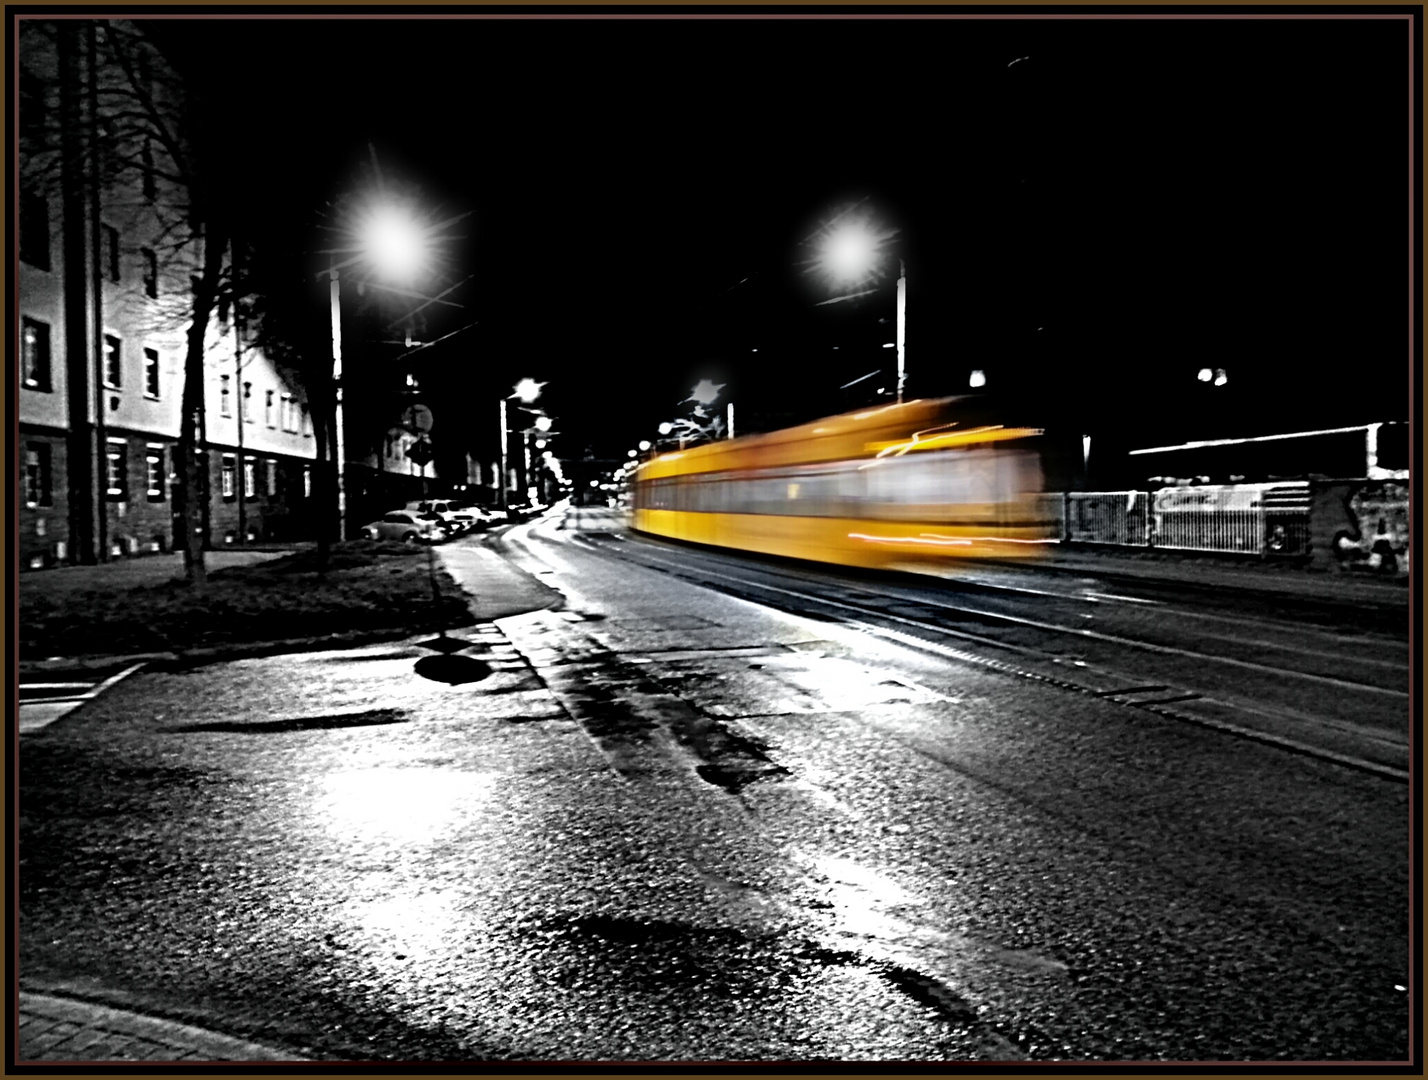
[
  {"xmin": 685, "ymin": 379, "xmax": 725, "ymax": 407},
  {"xmin": 356, "ymin": 203, "xmax": 431, "ymax": 285}
]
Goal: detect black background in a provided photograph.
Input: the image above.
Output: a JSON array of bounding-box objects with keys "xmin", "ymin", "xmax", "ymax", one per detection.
[{"xmin": 145, "ymin": 10, "xmax": 1415, "ymax": 467}]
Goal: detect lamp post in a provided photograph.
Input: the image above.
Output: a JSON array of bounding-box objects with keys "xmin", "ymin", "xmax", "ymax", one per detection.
[
  {"xmin": 499, "ymin": 378, "xmax": 544, "ymax": 512},
  {"xmin": 329, "ymin": 266, "xmax": 347, "ymax": 538},
  {"xmin": 895, "ymin": 257, "xmax": 907, "ymax": 404},
  {"xmin": 818, "ymin": 214, "xmax": 904, "ymax": 402},
  {"xmin": 328, "ymin": 199, "xmax": 433, "ymax": 540}
]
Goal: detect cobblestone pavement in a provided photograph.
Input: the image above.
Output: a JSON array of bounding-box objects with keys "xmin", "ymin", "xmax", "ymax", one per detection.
[{"xmin": 18, "ymin": 992, "xmax": 309, "ymax": 1063}]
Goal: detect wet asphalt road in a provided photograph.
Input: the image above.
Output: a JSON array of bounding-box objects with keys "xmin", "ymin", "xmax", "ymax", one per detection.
[{"xmin": 18, "ymin": 509, "xmax": 1411, "ymax": 1062}]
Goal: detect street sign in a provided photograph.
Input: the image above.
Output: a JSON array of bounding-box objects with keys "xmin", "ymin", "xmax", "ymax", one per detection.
[
  {"xmin": 407, "ymin": 438, "xmax": 433, "ymax": 467},
  {"xmin": 403, "ymin": 404, "xmax": 434, "ymax": 433}
]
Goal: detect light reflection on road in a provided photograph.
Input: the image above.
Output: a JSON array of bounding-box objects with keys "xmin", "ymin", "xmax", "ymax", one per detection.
[{"xmin": 315, "ymin": 766, "xmax": 496, "ymax": 847}]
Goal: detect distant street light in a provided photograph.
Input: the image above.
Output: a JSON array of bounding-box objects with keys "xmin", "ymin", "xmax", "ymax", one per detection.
[
  {"xmin": 499, "ymin": 378, "xmax": 545, "ymax": 513},
  {"xmin": 638, "ymin": 440, "xmax": 651, "ymax": 451},
  {"xmin": 969, "ymin": 369, "xmax": 987, "ymax": 389},
  {"xmin": 685, "ymin": 379, "xmax": 725, "ymax": 407}
]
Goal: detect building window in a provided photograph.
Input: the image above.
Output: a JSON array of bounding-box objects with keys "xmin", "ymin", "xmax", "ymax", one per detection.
[
  {"xmin": 242, "ymin": 381, "xmax": 252, "ymax": 422},
  {"xmin": 280, "ymin": 395, "xmax": 291, "ymax": 432},
  {"xmin": 142, "ymin": 247, "xmax": 158, "ymax": 298},
  {"xmin": 146, "ymin": 444, "xmax": 166, "ymax": 501},
  {"xmin": 303, "ymin": 464, "xmax": 312, "ymax": 499},
  {"xmin": 142, "ymin": 136, "xmax": 157, "ymax": 202},
  {"xmin": 242, "ymin": 458, "xmax": 256, "ymax": 499},
  {"xmin": 144, "ymin": 347, "xmax": 160, "ymax": 398},
  {"xmin": 220, "ymin": 374, "xmax": 231, "ymax": 416},
  {"xmin": 20, "ymin": 193, "xmax": 50, "ymax": 271},
  {"xmin": 221, "ymin": 455, "xmax": 236, "ymax": 500},
  {"xmin": 103, "ymin": 334, "xmax": 122, "ymax": 389},
  {"xmin": 265, "ymin": 459, "xmax": 277, "ymax": 498},
  {"xmin": 265, "ymin": 389, "xmax": 275, "ymax": 428},
  {"xmin": 24, "ymin": 443, "xmax": 52, "ymax": 508},
  {"xmin": 105, "ymin": 440, "xmax": 128, "ymax": 500},
  {"xmin": 102, "ymin": 224, "xmax": 120, "ymax": 282},
  {"xmin": 22, "ymin": 318, "xmax": 52, "ymax": 392},
  {"xmin": 301, "ymin": 408, "xmax": 312, "ymax": 438}
]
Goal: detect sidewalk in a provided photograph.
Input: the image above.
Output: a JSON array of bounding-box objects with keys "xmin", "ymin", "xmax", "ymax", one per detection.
[
  {"xmin": 17, "ymin": 536, "xmax": 562, "ymax": 679},
  {"xmin": 18, "ymin": 990, "xmax": 309, "ymax": 1063},
  {"xmin": 1022, "ymin": 542, "xmax": 1411, "ymax": 607}
]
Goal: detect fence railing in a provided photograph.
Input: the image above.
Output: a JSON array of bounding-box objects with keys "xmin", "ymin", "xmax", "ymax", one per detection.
[{"xmin": 1043, "ymin": 483, "xmax": 1316, "ymax": 557}]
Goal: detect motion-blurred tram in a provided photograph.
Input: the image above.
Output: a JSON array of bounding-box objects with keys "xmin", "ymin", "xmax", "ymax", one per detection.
[{"xmin": 630, "ymin": 397, "xmax": 1056, "ymax": 570}]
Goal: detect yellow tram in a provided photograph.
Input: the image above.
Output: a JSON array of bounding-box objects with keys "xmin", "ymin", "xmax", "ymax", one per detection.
[{"xmin": 630, "ymin": 397, "xmax": 1055, "ymax": 570}]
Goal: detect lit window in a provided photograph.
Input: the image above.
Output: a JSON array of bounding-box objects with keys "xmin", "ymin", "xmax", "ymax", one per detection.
[
  {"xmin": 144, "ymin": 348, "xmax": 160, "ymax": 398},
  {"xmin": 221, "ymin": 455, "xmax": 236, "ymax": 500},
  {"xmin": 302, "ymin": 465, "xmax": 312, "ymax": 498},
  {"xmin": 146, "ymin": 444, "xmax": 165, "ymax": 501},
  {"xmin": 106, "ymin": 440, "xmax": 128, "ymax": 499},
  {"xmin": 22, "ymin": 318, "xmax": 51, "ymax": 392},
  {"xmin": 265, "ymin": 459, "xmax": 277, "ymax": 497},
  {"xmin": 265, "ymin": 389, "xmax": 275, "ymax": 428},
  {"xmin": 242, "ymin": 458, "xmax": 256, "ymax": 499},
  {"xmin": 242, "ymin": 382, "xmax": 252, "ymax": 423},
  {"xmin": 103, "ymin": 334, "xmax": 122, "ymax": 388},
  {"xmin": 220, "ymin": 375, "xmax": 231, "ymax": 416},
  {"xmin": 24, "ymin": 443, "xmax": 52, "ymax": 508},
  {"xmin": 301, "ymin": 408, "xmax": 311, "ymax": 438}
]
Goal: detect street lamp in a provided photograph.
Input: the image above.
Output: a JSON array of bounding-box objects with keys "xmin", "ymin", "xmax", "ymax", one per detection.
[
  {"xmin": 330, "ymin": 199, "xmax": 434, "ymax": 539},
  {"xmin": 498, "ymin": 378, "xmax": 545, "ymax": 512},
  {"xmin": 817, "ymin": 214, "xmax": 906, "ymax": 403}
]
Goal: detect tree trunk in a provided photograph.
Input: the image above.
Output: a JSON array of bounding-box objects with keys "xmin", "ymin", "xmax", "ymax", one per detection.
[
  {"xmin": 178, "ymin": 214, "xmax": 229, "ymax": 589},
  {"xmin": 311, "ymin": 385, "xmax": 331, "ymax": 569}
]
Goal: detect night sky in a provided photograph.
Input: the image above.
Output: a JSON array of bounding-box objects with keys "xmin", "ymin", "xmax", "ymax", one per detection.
[{"xmin": 143, "ymin": 11, "xmax": 1414, "ymax": 467}]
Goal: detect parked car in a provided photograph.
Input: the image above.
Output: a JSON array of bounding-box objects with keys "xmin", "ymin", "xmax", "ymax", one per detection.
[
  {"xmin": 456, "ymin": 503, "xmax": 506, "ymax": 527},
  {"xmin": 460, "ymin": 504, "xmax": 501, "ymax": 529},
  {"xmin": 362, "ymin": 511, "xmax": 447, "ymax": 544},
  {"xmin": 408, "ymin": 499, "xmax": 476, "ymax": 534}
]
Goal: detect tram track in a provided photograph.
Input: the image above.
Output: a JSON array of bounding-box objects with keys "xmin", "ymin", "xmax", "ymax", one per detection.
[{"xmin": 542, "ymin": 521, "xmax": 1408, "ymax": 783}]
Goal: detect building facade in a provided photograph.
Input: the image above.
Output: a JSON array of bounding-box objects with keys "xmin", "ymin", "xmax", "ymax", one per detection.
[{"xmin": 18, "ymin": 20, "xmax": 317, "ymax": 569}]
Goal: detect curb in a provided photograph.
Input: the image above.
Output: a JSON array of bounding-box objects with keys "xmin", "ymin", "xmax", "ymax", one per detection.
[
  {"xmin": 18, "ymin": 619, "xmax": 476, "ymax": 678},
  {"xmin": 18, "ymin": 990, "xmax": 311, "ymax": 1063}
]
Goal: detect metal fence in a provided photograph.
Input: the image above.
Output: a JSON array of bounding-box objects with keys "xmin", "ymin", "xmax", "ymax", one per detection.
[
  {"xmin": 1065, "ymin": 492, "xmax": 1150, "ymax": 546},
  {"xmin": 1043, "ymin": 483, "xmax": 1314, "ymax": 557}
]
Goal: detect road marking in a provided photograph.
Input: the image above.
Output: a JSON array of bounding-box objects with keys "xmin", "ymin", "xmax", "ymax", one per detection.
[{"xmin": 19, "ymin": 662, "xmax": 146, "ymax": 734}]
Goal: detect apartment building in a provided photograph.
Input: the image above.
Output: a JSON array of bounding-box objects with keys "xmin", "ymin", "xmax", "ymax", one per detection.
[{"xmin": 17, "ymin": 20, "xmax": 317, "ymax": 569}]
